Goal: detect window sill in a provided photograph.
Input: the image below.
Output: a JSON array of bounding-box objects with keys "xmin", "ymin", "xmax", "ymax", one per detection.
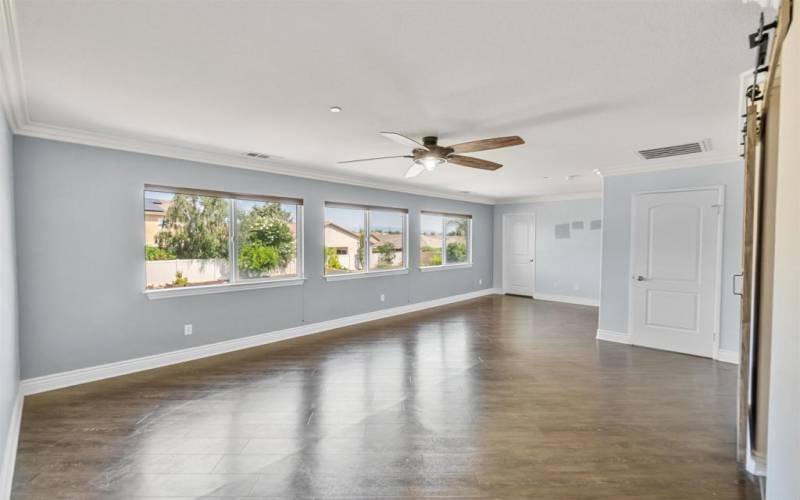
[
  {"xmin": 324, "ymin": 268, "xmax": 409, "ymax": 282},
  {"xmin": 419, "ymin": 263, "xmax": 473, "ymax": 272},
  {"xmin": 143, "ymin": 277, "xmax": 306, "ymax": 300}
]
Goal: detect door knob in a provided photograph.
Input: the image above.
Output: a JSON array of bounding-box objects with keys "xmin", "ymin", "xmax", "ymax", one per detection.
[{"xmin": 635, "ymin": 275, "xmax": 647, "ymax": 281}]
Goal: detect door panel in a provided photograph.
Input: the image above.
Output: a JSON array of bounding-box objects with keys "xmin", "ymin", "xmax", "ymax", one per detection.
[
  {"xmin": 645, "ymin": 290, "xmax": 698, "ymax": 331},
  {"xmin": 631, "ymin": 189, "xmax": 721, "ymax": 358},
  {"xmin": 648, "ymin": 204, "xmax": 701, "ymax": 281},
  {"xmin": 504, "ymin": 214, "xmax": 535, "ymax": 296}
]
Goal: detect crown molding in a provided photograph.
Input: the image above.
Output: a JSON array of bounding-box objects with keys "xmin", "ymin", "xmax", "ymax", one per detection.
[
  {"xmin": 599, "ymin": 153, "xmax": 743, "ymax": 177},
  {"xmin": 496, "ymin": 191, "xmax": 602, "ymax": 205},
  {"xmin": 14, "ymin": 120, "xmax": 497, "ymax": 204}
]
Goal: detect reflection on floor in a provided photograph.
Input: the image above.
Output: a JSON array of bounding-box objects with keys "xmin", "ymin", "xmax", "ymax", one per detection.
[{"xmin": 12, "ymin": 295, "xmax": 759, "ymax": 498}]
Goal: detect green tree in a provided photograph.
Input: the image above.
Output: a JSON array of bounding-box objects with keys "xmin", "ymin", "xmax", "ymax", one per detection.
[
  {"xmin": 237, "ymin": 203, "xmax": 296, "ymax": 275},
  {"xmin": 154, "ymin": 194, "xmax": 229, "ymax": 259},
  {"xmin": 324, "ymin": 246, "xmax": 344, "ymax": 271},
  {"xmin": 356, "ymin": 232, "xmax": 365, "ymax": 270},
  {"xmin": 447, "ymin": 218, "xmax": 468, "ymax": 236},
  {"xmin": 374, "ymin": 242, "xmax": 397, "ymax": 266},
  {"xmin": 446, "ymin": 242, "xmax": 467, "ymax": 263}
]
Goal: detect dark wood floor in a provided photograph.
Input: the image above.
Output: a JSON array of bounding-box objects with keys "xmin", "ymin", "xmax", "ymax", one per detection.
[{"xmin": 12, "ymin": 295, "xmax": 759, "ymax": 499}]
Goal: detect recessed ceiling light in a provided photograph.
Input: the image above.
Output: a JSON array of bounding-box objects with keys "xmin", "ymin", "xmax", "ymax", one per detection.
[
  {"xmin": 593, "ymin": 169, "xmax": 602, "ymax": 176},
  {"xmin": 329, "ymin": 106, "xmax": 342, "ymax": 113}
]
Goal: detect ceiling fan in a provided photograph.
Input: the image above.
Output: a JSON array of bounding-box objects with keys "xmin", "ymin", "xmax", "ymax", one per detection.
[{"xmin": 339, "ymin": 132, "xmax": 525, "ymax": 178}]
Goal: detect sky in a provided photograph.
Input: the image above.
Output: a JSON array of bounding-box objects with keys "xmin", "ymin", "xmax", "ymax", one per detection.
[
  {"xmin": 145, "ymin": 191, "xmax": 296, "ymax": 222},
  {"xmin": 326, "ymin": 207, "xmax": 404, "ymax": 233}
]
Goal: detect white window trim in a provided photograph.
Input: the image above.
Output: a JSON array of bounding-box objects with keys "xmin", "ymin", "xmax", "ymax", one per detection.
[
  {"xmin": 323, "ymin": 204, "xmax": 409, "ymax": 278},
  {"xmin": 144, "ymin": 188, "xmax": 304, "ymax": 292},
  {"xmin": 419, "ymin": 263, "xmax": 473, "ymax": 272},
  {"xmin": 324, "ymin": 268, "xmax": 410, "ymax": 281},
  {"xmin": 143, "ymin": 277, "xmax": 306, "ymax": 300},
  {"xmin": 419, "ymin": 214, "xmax": 473, "ymax": 270}
]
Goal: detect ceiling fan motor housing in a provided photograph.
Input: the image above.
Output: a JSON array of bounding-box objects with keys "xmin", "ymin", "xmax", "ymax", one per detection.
[{"xmin": 415, "ymin": 136, "xmax": 453, "ymax": 162}]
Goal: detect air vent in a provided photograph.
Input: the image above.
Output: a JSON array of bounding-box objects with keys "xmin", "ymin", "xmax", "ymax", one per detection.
[
  {"xmin": 637, "ymin": 139, "xmax": 712, "ymax": 160},
  {"xmin": 243, "ymin": 152, "xmax": 270, "ymax": 159}
]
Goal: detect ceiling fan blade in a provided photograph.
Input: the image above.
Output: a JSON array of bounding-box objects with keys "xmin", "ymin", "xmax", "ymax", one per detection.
[
  {"xmin": 380, "ymin": 132, "xmax": 428, "ymax": 150},
  {"xmin": 448, "ymin": 155, "xmax": 503, "ymax": 171},
  {"xmin": 339, "ymin": 155, "xmax": 413, "ymax": 164},
  {"xmin": 405, "ymin": 162, "xmax": 425, "ymax": 178},
  {"xmin": 448, "ymin": 136, "xmax": 524, "ymax": 154}
]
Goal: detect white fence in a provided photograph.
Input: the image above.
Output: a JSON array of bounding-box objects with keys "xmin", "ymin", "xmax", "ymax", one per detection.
[{"xmin": 146, "ymin": 259, "xmax": 297, "ymax": 287}]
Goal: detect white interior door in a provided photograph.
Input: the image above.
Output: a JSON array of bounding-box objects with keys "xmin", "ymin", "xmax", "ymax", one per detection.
[
  {"xmin": 503, "ymin": 214, "xmax": 535, "ymax": 296},
  {"xmin": 630, "ymin": 188, "xmax": 722, "ymax": 358}
]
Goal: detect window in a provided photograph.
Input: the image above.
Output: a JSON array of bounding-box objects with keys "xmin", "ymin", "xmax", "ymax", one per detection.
[
  {"xmin": 144, "ymin": 186, "xmax": 302, "ymax": 290},
  {"xmin": 369, "ymin": 210, "xmax": 405, "ymax": 271},
  {"xmin": 420, "ymin": 211, "xmax": 471, "ymax": 268},
  {"xmin": 234, "ymin": 200, "xmax": 299, "ymax": 280},
  {"xmin": 324, "ymin": 203, "xmax": 407, "ymax": 277}
]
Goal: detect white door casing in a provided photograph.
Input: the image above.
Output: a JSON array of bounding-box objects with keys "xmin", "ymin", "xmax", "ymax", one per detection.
[
  {"xmin": 503, "ymin": 213, "xmax": 536, "ymax": 296},
  {"xmin": 629, "ymin": 187, "xmax": 723, "ymax": 358}
]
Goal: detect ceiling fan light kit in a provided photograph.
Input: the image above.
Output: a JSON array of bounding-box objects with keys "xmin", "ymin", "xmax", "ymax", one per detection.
[{"xmin": 340, "ymin": 132, "xmax": 525, "ymax": 179}]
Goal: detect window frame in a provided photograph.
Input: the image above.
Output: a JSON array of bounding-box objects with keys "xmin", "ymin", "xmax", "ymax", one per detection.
[
  {"xmin": 419, "ymin": 211, "xmax": 473, "ymax": 271},
  {"xmin": 143, "ymin": 185, "xmax": 305, "ymax": 298},
  {"xmin": 324, "ymin": 202, "xmax": 409, "ymax": 280}
]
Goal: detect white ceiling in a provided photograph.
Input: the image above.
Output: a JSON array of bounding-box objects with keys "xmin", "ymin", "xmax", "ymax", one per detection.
[{"xmin": 7, "ymin": 0, "xmax": 763, "ymax": 202}]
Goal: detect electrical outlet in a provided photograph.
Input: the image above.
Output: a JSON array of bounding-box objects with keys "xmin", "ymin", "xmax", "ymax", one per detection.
[
  {"xmin": 184, "ymin": 324, "xmax": 193, "ymax": 336},
  {"xmin": 380, "ymin": 294, "xmax": 385, "ymax": 302},
  {"xmin": 574, "ymin": 284, "xmax": 581, "ymax": 291},
  {"xmin": 478, "ymin": 279, "xmax": 483, "ymax": 285}
]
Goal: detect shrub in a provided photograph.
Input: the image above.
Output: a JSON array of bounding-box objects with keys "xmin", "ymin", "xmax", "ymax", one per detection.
[
  {"xmin": 374, "ymin": 242, "xmax": 397, "ymax": 265},
  {"xmin": 145, "ymin": 245, "xmax": 176, "ymax": 261},
  {"xmin": 429, "ymin": 254, "xmax": 442, "ymax": 266},
  {"xmin": 173, "ymin": 271, "xmax": 189, "ymax": 287},
  {"xmin": 325, "ymin": 247, "xmax": 344, "ymax": 271},
  {"xmin": 238, "ymin": 242, "xmax": 281, "ymax": 276}
]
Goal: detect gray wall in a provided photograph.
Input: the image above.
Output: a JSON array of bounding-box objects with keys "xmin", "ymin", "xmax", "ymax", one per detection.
[
  {"xmin": 493, "ymin": 197, "xmax": 602, "ymax": 301},
  {"xmin": 598, "ymin": 162, "xmax": 744, "ymax": 351},
  {"xmin": 14, "ymin": 137, "xmax": 493, "ymax": 379},
  {"xmin": 0, "ymin": 116, "xmax": 19, "ymax": 476}
]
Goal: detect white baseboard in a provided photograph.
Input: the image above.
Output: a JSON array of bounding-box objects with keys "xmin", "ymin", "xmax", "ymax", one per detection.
[
  {"xmin": 595, "ymin": 329, "xmax": 632, "ymax": 344},
  {"xmin": 20, "ymin": 288, "xmax": 502, "ymax": 396},
  {"xmin": 596, "ymin": 331, "xmax": 740, "ymax": 364},
  {"xmin": 714, "ymin": 349, "xmax": 739, "ymax": 365},
  {"xmin": 715, "ymin": 348, "xmax": 740, "ymax": 364},
  {"xmin": 533, "ymin": 293, "xmax": 599, "ymax": 307},
  {"xmin": 1, "ymin": 390, "xmax": 23, "ymax": 500},
  {"xmin": 746, "ymin": 452, "xmax": 767, "ymax": 476}
]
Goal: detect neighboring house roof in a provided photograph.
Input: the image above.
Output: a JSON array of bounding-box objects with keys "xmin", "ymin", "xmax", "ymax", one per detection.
[
  {"xmin": 144, "ymin": 198, "xmax": 169, "ymax": 213},
  {"xmin": 325, "ymin": 221, "xmax": 361, "ymax": 241},
  {"xmin": 325, "ymin": 222, "xmax": 407, "ymax": 249},
  {"xmin": 420, "ymin": 234, "xmax": 442, "ymax": 248},
  {"xmin": 372, "ymin": 232, "xmax": 403, "ymax": 249}
]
